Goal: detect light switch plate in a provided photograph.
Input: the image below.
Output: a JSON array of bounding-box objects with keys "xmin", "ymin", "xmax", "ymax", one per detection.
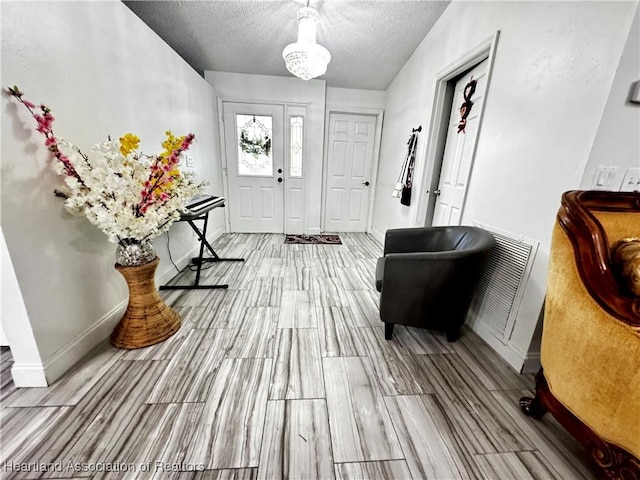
[
  {"xmin": 185, "ymin": 155, "xmax": 194, "ymax": 168},
  {"xmin": 620, "ymin": 167, "xmax": 640, "ymax": 192},
  {"xmin": 631, "ymin": 80, "xmax": 640, "ymax": 104},
  {"xmin": 591, "ymin": 165, "xmax": 620, "ymax": 190}
]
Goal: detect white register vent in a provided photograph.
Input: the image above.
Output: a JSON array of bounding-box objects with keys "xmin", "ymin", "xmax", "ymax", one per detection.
[{"xmin": 469, "ymin": 223, "xmax": 538, "ymax": 342}]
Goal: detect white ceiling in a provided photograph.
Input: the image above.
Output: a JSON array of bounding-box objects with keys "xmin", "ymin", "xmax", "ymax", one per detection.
[{"xmin": 123, "ymin": 0, "xmax": 451, "ymax": 90}]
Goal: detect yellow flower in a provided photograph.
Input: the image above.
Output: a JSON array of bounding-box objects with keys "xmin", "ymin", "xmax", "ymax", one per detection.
[
  {"xmin": 119, "ymin": 133, "xmax": 140, "ymax": 157},
  {"xmin": 160, "ymin": 131, "xmax": 182, "ymax": 156}
]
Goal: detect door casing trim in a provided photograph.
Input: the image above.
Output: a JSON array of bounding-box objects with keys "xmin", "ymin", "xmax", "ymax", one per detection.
[
  {"xmin": 415, "ymin": 31, "xmax": 501, "ymax": 227},
  {"xmin": 217, "ymin": 97, "xmax": 310, "ymax": 233},
  {"xmin": 321, "ymin": 107, "xmax": 385, "ymax": 233}
]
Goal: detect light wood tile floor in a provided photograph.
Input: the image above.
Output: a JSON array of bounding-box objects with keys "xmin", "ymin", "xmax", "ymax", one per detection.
[{"xmin": 1, "ymin": 233, "xmax": 599, "ymax": 479}]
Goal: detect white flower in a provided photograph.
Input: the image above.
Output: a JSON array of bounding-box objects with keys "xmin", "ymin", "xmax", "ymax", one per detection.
[{"xmin": 52, "ymin": 136, "xmax": 205, "ymax": 244}]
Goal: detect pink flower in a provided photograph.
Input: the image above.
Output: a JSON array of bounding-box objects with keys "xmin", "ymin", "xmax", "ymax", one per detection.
[
  {"xmin": 181, "ymin": 134, "xmax": 195, "ymax": 150},
  {"xmin": 34, "ymin": 115, "xmax": 52, "ymax": 134},
  {"xmin": 162, "ymin": 164, "xmax": 171, "ymax": 172},
  {"xmin": 160, "ymin": 193, "xmax": 169, "ymax": 201},
  {"xmin": 7, "ymin": 88, "xmax": 89, "ymax": 189}
]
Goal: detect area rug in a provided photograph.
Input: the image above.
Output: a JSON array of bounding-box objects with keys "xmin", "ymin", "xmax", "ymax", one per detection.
[{"xmin": 284, "ymin": 234, "xmax": 342, "ymax": 245}]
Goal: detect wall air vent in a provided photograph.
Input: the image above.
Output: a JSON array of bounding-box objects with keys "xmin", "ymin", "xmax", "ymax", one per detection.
[{"xmin": 468, "ymin": 224, "xmax": 538, "ymax": 342}]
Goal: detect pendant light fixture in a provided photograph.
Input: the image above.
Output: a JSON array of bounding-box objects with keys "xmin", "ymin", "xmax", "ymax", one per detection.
[{"xmin": 282, "ymin": 3, "xmax": 331, "ymax": 81}]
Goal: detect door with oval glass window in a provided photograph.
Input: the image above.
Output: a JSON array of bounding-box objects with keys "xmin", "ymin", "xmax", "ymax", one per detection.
[{"xmin": 223, "ymin": 102, "xmax": 285, "ymax": 233}]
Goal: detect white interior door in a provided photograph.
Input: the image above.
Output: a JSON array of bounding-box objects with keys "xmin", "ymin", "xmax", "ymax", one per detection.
[
  {"xmin": 432, "ymin": 59, "xmax": 488, "ymax": 226},
  {"xmin": 323, "ymin": 113, "xmax": 377, "ymax": 232},
  {"xmin": 223, "ymin": 102, "xmax": 285, "ymax": 233}
]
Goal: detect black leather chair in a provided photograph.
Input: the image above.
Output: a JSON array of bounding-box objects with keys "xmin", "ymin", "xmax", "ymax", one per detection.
[{"xmin": 375, "ymin": 226, "xmax": 494, "ymax": 342}]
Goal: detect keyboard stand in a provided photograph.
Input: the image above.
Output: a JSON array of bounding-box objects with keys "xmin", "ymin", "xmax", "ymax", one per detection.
[{"xmin": 160, "ymin": 204, "xmax": 245, "ymax": 291}]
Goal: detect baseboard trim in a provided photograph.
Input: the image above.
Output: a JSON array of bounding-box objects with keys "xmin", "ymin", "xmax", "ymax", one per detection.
[
  {"xmin": 209, "ymin": 225, "xmax": 225, "ymax": 241},
  {"xmin": 466, "ymin": 319, "xmax": 528, "ymax": 373},
  {"xmin": 11, "ymin": 363, "xmax": 48, "ymax": 387},
  {"xmin": 522, "ymin": 352, "xmax": 541, "ymax": 374},
  {"xmin": 308, "ymin": 227, "xmax": 322, "ymax": 235},
  {"xmin": 41, "ymin": 227, "xmax": 226, "ymax": 385},
  {"xmin": 158, "ymin": 244, "xmax": 201, "ymax": 285},
  {"xmin": 158, "ymin": 225, "xmax": 225, "ymax": 285},
  {"xmin": 42, "ymin": 299, "xmax": 128, "ymax": 384},
  {"xmin": 370, "ymin": 227, "xmax": 385, "ymax": 245}
]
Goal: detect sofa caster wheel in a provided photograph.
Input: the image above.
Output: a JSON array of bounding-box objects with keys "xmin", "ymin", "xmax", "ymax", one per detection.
[
  {"xmin": 519, "ymin": 396, "xmax": 546, "ymax": 419},
  {"xmin": 384, "ymin": 323, "xmax": 394, "ymax": 340},
  {"xmin": 446, "ymin": 329, "xmax": 460, "ymax": 342}
]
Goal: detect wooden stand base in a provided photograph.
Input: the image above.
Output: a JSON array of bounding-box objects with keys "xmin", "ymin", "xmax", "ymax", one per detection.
[
  {"xmin": 111, "ymin": 258, "xmax": 181, "ymax": 349},
  {"xmin": 520, "ymin": 370, "xmax": 640, "ymax": 480}
]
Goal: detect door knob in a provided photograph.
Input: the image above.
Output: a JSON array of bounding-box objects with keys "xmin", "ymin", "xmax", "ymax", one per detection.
[
  {"xmin": 278, "ymin": 178, "xmax": 283, "ymax": 183},
  {"xmin": 433, "ymin": 190, "xmax": 441, "ymax": 196},
  {"xmin": 277, "ymin": 168, "xmax": 283, "ymax": 174},
  {"xmin": 362, "ymin": 181, "xmax": 370, "ymax": 186}
]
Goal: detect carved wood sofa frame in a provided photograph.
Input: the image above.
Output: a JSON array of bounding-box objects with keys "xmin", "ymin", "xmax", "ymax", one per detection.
[{"xmin": 520, "ymin": 190, "xmax": 640, "ymax": 480}]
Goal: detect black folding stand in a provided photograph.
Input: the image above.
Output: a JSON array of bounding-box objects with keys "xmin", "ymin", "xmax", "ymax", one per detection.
[{"xmin": 160, "ymin": 203, "xmax": 244, "ymax": 291}]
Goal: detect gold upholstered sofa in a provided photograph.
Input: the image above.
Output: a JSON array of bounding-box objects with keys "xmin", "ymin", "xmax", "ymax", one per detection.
[{"xmin": 520, "ymin": 191, "xmax": 640, "ymax": 480}]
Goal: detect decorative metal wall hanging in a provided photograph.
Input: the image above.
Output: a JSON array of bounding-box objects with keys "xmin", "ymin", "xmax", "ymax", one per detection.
[{"xmin": 458, "ymin": 77, "xmax": 477, "ymax": 134}]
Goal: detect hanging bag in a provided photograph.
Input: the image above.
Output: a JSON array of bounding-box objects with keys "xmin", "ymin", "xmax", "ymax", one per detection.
[
  {"xmin": 391, "ymin": 181, "xmax": 404, "ymax": 198},
  {"xmin": 392, "ymin": 135, "xmax": 411, "ymax": 198},
  {"xmin": 400, "ymin": 133, "xmax": 418, "ymax": 206},
  {"xmin": 392, "ymin": 131, "xmax": 415, "ymax": 198}
]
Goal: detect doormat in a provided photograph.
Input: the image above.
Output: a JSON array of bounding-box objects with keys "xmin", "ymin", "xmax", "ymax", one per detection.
[{"xmin": 284, "ymin": 234, "xmax": 342, "ymax": 245}]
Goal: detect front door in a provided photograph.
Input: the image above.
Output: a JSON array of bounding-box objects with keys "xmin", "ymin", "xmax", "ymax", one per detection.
[
  {"xmin": 323, "ymin": 113, "xmax": 377, "ymax": 232},
  {"xmin": 223, "ymin": 102, "xmax": 285, "ymax": 233},
  {"xmin": 432, "ymin": 58, "xmax": 488, "ymax": 226}
]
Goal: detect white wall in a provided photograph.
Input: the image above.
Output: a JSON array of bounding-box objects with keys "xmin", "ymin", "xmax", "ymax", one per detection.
[
  {"xmin": 1, "ymin": 229, "xmax": 46, "ymax": 386},
  {"xmin": 372, "ymin": 1, "xmax": 637, "ymax": 370},
  {"xmin": 326, "ymin": 87, "xmax": 386, "ymax": 111},
  {"xmin": 1, "ymin": 2, "xmax": 222, "ymax": 384},
  {"xmin": 580, "ymin": 6, "xmax": 640, "ymax": 189},
  {"xmin": 0, "ymin": 325, "xmax": 7, "ymax": 347}
]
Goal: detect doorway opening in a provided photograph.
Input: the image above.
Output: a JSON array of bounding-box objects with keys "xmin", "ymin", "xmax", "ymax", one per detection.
[
  {"xmin": 221, "ymin": 101, "xmax": 310, "ymax": 234},
  {"xmin": 417, "ymin": 32, "xmax": 500, "ymax": 227},
  {"xmin": 321, "ymin": 109, "xmax": 384, "ymax": 233}
]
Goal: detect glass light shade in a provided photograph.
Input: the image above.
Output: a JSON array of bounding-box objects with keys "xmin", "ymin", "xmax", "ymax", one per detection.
[
  {"xmin": 283, "ymin": 43, "xmax": 331, "ymax": 81},
  {"xmin": 282, "ymin": 6, "xmax": 331, "ymax": 81}
]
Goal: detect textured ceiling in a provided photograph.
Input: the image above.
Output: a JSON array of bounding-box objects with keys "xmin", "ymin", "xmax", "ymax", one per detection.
[{"xmin": 123, "ymin": 0, "xmax": 451, "ymax": 90}]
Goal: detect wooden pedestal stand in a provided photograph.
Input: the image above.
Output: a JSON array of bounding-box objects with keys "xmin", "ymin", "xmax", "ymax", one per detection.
[{"xmin": 111, "ymin": 257, "xmax": 181, "ymax": 349}]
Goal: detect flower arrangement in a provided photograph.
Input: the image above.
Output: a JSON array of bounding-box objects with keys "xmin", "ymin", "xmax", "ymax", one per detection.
[{"xmin": 7, "ymin": 86, "xmax": 205, "ymax": 264}]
